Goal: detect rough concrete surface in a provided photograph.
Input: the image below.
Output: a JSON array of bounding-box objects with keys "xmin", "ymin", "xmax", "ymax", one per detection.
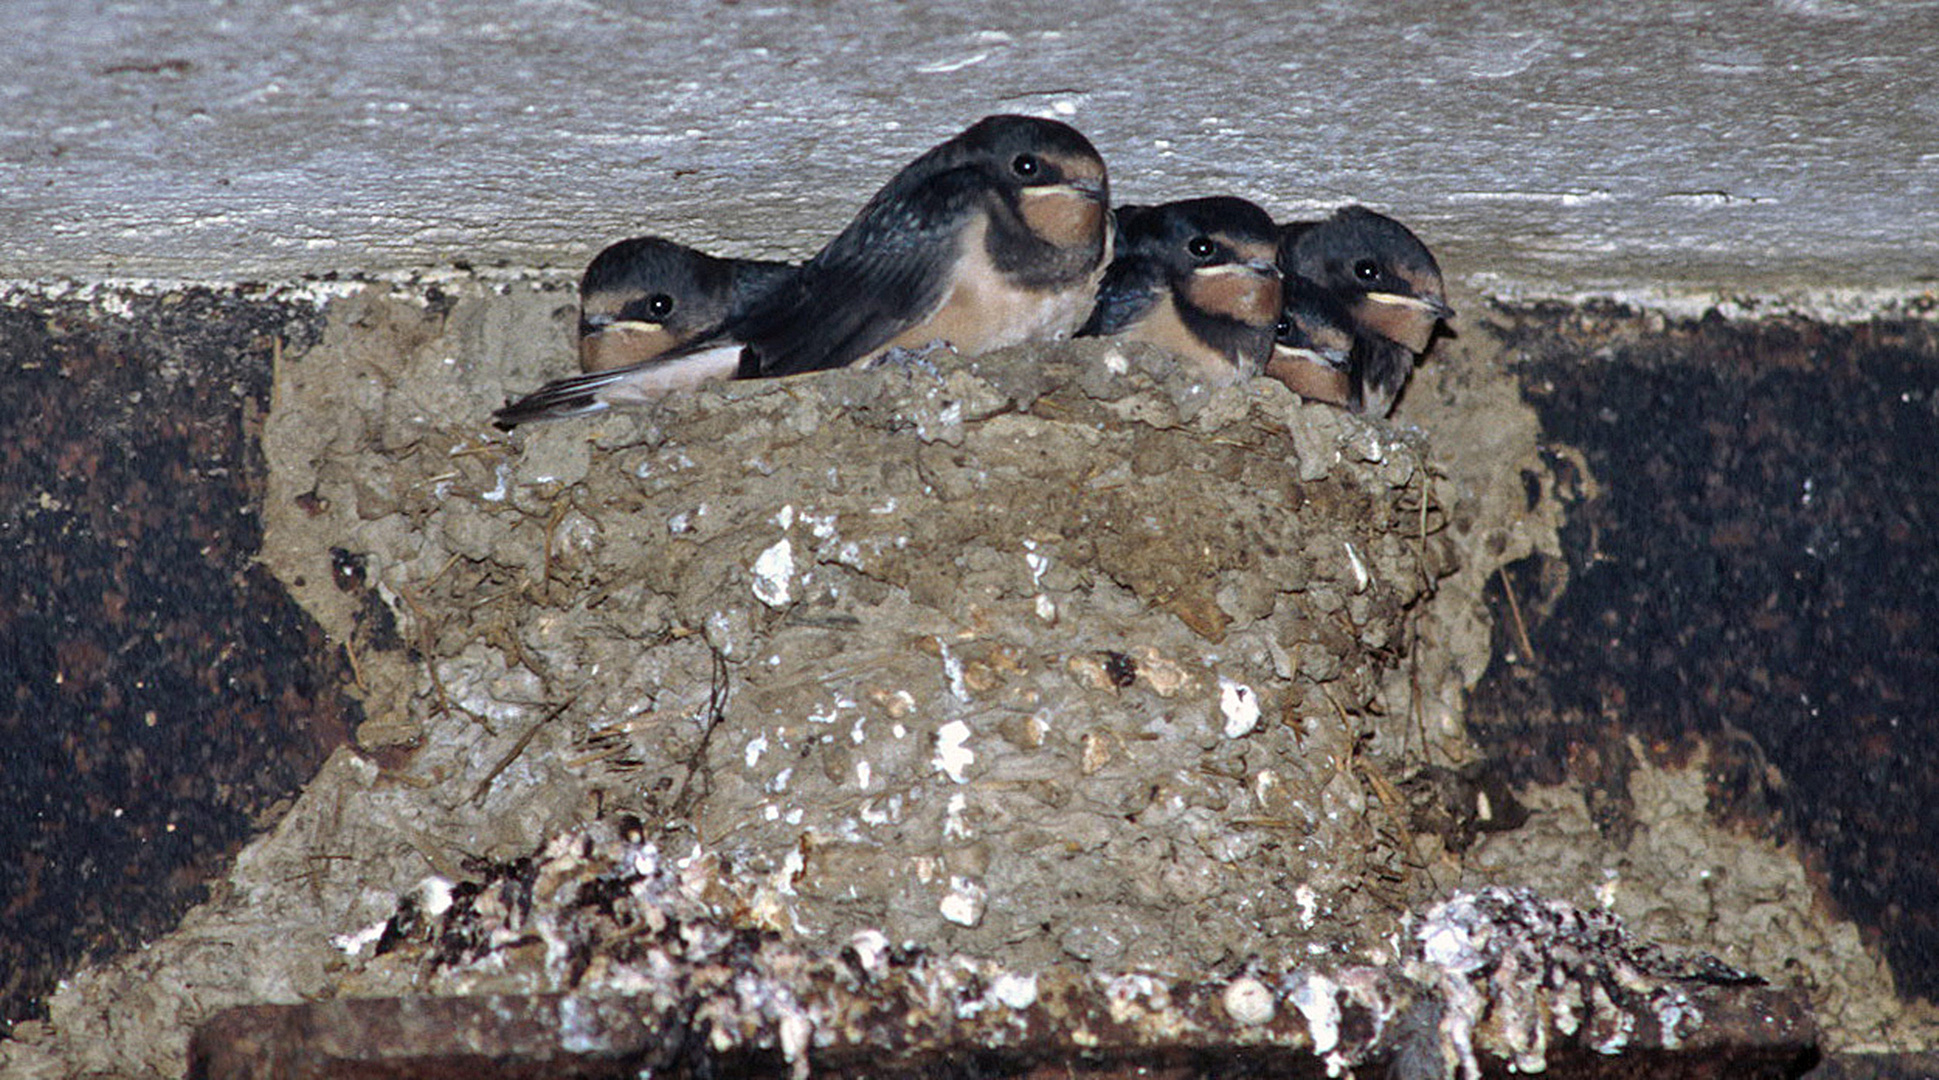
[
  {"xmin": 0, "ymin": 285, "xmax": 354, "ymax": 1042},
  {"xmin": 4, "ymin": 0, "xmax": 1939, "ymax": 294},
  {"xmin": 2, "ymin": 279, "xmax": 1445, "ymax": 1076},
  {"xmin": 4, "ymin": 1, "xmax": 1939, "ymax": 1076},
  {"xmin": 1466, "ymin": 308, "xmax": 1939, "ymax": 1006},
  {"xmin": 1, "ymin": 274, "xmax": 1933, "ymax": 1078},
  {"xmin": 1458, "ymin": 756, "xmax": 1935, "ymax": 1057},
  {"xmin": 183, "ymin": 820, "xmax": 1816, "ymax": 1080}
]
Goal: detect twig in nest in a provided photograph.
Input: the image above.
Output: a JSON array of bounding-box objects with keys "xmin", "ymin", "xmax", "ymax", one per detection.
[
  {"xmin": 668, "ymin": 643, "xmax": 732, "ymax": 825},
  {"xmin": 1413, "ymin": 465, "xmax": 1440, "ymax": 593},
  {"xmin": 469, "ymin": 697, "xmax": 574, "ymax": 806},
  {"xmin": 397, "ymin": 584, "xmax": 494, "ymax": 733},
  {"xmin": 1319, "ymin": 684, "xmax": 1434, "ymax": 891},
  {"xmin": 341, "ymin": 640, "xmax": 369, "ymax": 693},
  {"xmin": 1407, "ymin": 618, "xmax": 1438, "ymax": 767},
  {"xmin": 541, "ymin": 496, "xmax": 572, "ymax": 602},
  {"xmin": 1496, "ymin": 564, "xmax": 1537, "ymax": 665}
]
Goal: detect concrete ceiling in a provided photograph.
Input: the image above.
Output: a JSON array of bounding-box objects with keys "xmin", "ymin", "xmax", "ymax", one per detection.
[{"xmin": 5, "ymin": 0, "xmax": 1938, "ymax": 298}]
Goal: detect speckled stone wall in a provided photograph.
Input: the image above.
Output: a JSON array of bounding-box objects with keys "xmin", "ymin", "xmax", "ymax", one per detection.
[
  {"xmin": 0, "ymin": 287, "xmax": 354, "ymax": 1029},
  {"xmin": 1468, "ymin": 307, "xmax": 1939, "ymax": 999},
  {"xmin": 3, "ymin": 275, "xmax": 1936, "ymax": 1079}
]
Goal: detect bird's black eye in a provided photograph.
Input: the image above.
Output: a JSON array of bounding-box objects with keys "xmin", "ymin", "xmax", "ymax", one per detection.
[
  {"xmin": 1187, "ymin": 236, "xmax": 1216, "ymax": 261},
  {"xmin": 1011, "ymin": 153, "xmax": 1040, "ymax": 178},
  {"xmin": 647, "ymin": 293, "xmax": 675, "ymax": 319},
  {"xmin": 1275, "ymin": 316, "xmax": 1293, "ymax": 337},
  {"xmin": 1353, "ymin": 259, "xmax": 1381, "ymax": 282}
]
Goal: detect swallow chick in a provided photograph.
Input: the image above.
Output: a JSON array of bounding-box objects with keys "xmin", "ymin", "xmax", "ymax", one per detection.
[
  {"xmin": 1278, "ymin": 205, "xmax": 1454, "ymax": 416},
  {"xmin": 731, "ymin": 113, "xmax": 1113, "ymax": 380},
  {"xmin": 1077, "ymin": 196, "xmax": 1282, "ymax": 384},
  {"xmin": 577, "ymin": 236, "xmax": 794, "ymax": 373},
  {"xmin": 1267, "ymin": 274, "xmax": 1358, "ymax": 408},
  {"xmin": 492, "ymin": 239, "xmax": 795, "ymax": 429}
]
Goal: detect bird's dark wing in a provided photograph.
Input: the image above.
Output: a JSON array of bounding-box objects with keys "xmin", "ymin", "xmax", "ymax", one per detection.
[
  {"xmin": 1076, "ymin": 252, "xmax": 1163, "ymax": 337},
  {"xmin": 724, "ymin": 259, "xmax": 799, "ymax": 321},
  {"xmin": 733, "ymin": 165, "xmax": 989, "ymax": 378}
]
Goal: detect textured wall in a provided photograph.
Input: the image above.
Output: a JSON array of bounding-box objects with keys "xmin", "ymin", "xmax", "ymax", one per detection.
[{"xmin": 3, "ymin": 0, "xmax": 1937, "ymax": 293}]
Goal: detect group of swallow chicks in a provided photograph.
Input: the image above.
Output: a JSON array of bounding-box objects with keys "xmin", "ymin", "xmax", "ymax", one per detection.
[{"xmin": 492, "ymin": 114, "xmax": 1452, "ymax": 430}]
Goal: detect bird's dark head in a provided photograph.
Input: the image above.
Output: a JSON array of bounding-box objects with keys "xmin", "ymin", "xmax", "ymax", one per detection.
[
  {"xmin": 1128, "ymin": 196, "xmax": 1283, "ymax": 329},
  {"xmin": 1275, "ymin": 274, "xmax": 1357, "ymax": 369},
  {"xmin": 1265, "ymin": 274, "xmax": 1358, "ymax": 408},
  {"xmin": 577, "ymin": 236, "xmax": 736, "ymax": 371},
  {"xmin": 1280, "ymin": 205, "xmax": 1452, "ymax": 353},
  {"xmin": 956, "ymin": 115, "xmax": 1111, "ymax": 256}
]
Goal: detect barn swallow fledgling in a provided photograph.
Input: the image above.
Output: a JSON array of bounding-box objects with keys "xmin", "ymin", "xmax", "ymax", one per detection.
[
  {"xmin": 492, "ymin": 239, "xmax": 796, "ymax": 428},
  {"xmin": 1267, "ymin": 274, "xmax": 1357, "ymax": 408},
  {"xmin": 1077, "ymin": 196, "xmax": 1282, "ymax": 384},
  {"xmin": 577, "ymin": 236, "xmax": 795, "ymax": 373},
  {"xmin": 731, "ymin": 114, "xmax": 1113, "ymax": 380},
  {"xmin": 1278, "ymin": 206, "xmax": 1453, "ymax": 417}
]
